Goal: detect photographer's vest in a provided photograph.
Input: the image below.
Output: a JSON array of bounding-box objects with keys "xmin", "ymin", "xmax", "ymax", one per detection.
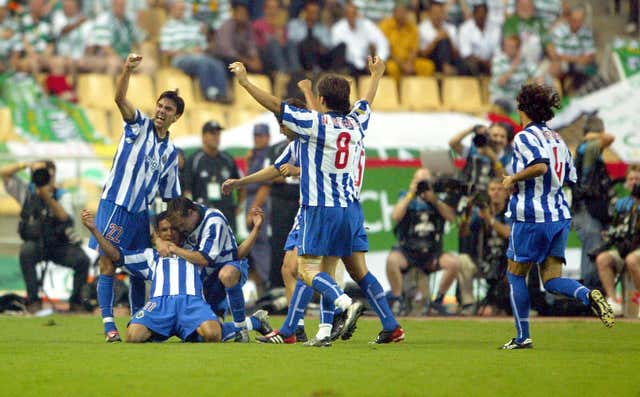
[
  {"xmin": 19, "ymin": 187, "xmax": 71, "ymax": 246},
  {"xmin": 573, "ymin": 141, "xmax": 613, "ymax": 223},
  {"xmin": 394, "ymin": 197, "xmax": 445, "ymax": 255}
]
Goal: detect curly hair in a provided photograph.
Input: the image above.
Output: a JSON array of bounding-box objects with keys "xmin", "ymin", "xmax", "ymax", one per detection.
[{"xmin": 516, "ymin": 84, "xmax": 560, "ymax": 124}]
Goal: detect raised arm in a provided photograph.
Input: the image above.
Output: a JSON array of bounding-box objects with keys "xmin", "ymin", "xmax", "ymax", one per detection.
[
  {"xmin": 364, "ymin": 56, "xmax": 386, "ymax": 106},
  {"xmin": 298, "ymin": 79, "xmax": 321, "ymax": 111},
  {"xmin": 221, "ymin": 165, "xmax": 281, "ymax": 195},
  {"xmin": 229, "ymin": 62, "xmax": 281, "ymax": 114},
  {"xmin": 238, "ymin": 207, "xmax": 264, "ymax": 259},
  {"xmin": 0, "ymin": 161, "xmax": 31, "ymax": 183},
  {"xmin": 114, "ymin": 53, "xmax": 142, "ymax": 122},
  {"xmin": 81, "ymin": 209, "xmax": 121, "ymax": 263},
  {"xmin": 449, "ymin": 126, "xmax": 476, "ymax": 155}
]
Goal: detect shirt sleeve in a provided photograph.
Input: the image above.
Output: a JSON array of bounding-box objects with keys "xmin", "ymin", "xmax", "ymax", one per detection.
[
  {"xmin": 119, "ymin": 248, "xmax": 155, "ymax": 280},
  {"xmin": 348, "ymin": 100, "xmax": 372, "ymax": 132},
  {"xmin": 273, "ymin": 141, "xmax": 297, "ymax": 168},
  {"xmin": 58, "ymin": 190, "xmax": 74, "ymax": 217},
  {"xmin": 513, "ymin": 132, "xmax": 549, "ymax": 168},
  {"xmin": 279, "ymin": 102, "xmax": 319, "ymax": 138},
  {"xmin": 198, "ymin": 215, "xmax": 238, "ymax": 265},
  {"xmin": 458, "ymin": 24, "xmax": 472, "ymax": 58},
  {"xmin": 3, "ymin": 175, "xmax": 28, "ymax": 205},
  {"xmin": 122, "ymin": 109, "xmax": 146, "ymax": 141},
  {"xmin": 158, "ymin": 149, "xmax": 181, "ymax": 200}
]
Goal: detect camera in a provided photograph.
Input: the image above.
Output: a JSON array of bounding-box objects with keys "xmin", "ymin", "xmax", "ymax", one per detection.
[
  {"xmin": 32, "ymin": 168, "xmax": 51, "ymax": 187},
  {"xmin": 471, "ymin": 125, "xmax": 488, "ymax": 148},
  {"xmin": 471, "ymin": 190, "xmax": 490, "ymax": 209},
  {"xmin": 416, "ymin": 180, "xmax": 431, "ymax": 195},
  {"xmin": 632, "ymin": 184, "xmax": 640, "ymax": 199}
]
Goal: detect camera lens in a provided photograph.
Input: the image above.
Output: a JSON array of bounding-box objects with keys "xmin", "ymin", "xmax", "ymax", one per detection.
[{"xmin": 32, "ymin": 168, "xmax": 51, "ymax": 187}]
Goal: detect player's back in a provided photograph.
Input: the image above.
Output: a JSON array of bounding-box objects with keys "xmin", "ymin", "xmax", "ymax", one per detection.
[
  {"xmin": 184, "ymin": 205, "xmax": 238, "ymax": 267},
  {"xmin": 507, "ymin": 123, "xmax": 577, "ymax": 223}
]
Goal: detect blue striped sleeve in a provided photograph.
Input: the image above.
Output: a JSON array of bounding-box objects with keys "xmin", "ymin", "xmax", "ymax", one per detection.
[
  {"xmin": 273, "ymin": 141, "xmax": 294, "ymax": 168},
  {"xmin": 280, "ymin": 102, "xmax": 317, "ymax": 138},
  {"xmin": 123, "ymin": 110, "xmax": 146, "ymax": 141},
  {"xmin": 197, "ymin": 215, "xmax": 237, "ymax": 264},
  {"xmin": 348, "ymin": 100, "xmax": 372, "ymax": 131},
  {"xmin": 515, "ymin": 132, "xmax": 549, "ymax": 168},
  {"xmin": 120, "ymin": 248, "xmax": 154, "ymax": 280}
]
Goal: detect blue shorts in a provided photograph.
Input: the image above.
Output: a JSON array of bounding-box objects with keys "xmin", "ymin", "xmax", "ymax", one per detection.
[
  {"xmin": 284, "ymin": 211, "xmax": 301, "ymax": 251},
  {"xmin": 88, "ymin": 199, "xmax": 151, "ymax": 252},
  {"xmin": 506, "ymin": 220, "xmax": 570, "ymax": 265},
  {"xmin": 129, "ymin": 295, "xmax": 217, "ymax": 341},
  {"xmin": 297, "ymin": 202, "xmax": 369, "ymax": 257},
  {"xmin": 202, "ymin": 259, "xmax": 249, "ymax": 315}
]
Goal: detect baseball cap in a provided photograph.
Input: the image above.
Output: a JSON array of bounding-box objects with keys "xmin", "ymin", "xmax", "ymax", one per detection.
[
  {"xmin": 253, "ymin": 123, "xmax": 270, "ymax": 136},
  {"xmin": 202, "ymin": 120, "xmax": 223, "ymax": 133}
]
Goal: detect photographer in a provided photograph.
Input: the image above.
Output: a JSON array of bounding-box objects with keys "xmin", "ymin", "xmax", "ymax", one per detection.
[
  {"xmin": 386, "ymin": 167, "xmax": 461, "ymax": 315},
  {"xmin": 448, "ymin": 122, "xmax": 513, "ymax": 193},
  {"xmin": 0, "ymin": 160, "xmax": 89, "ymax": 313},
  {"xmin": 573, "ymin": 114, "xmax": 616, "ymax": 288},
  {"xmin": 594, "ymin": 166, "xmax": 640, "ymax": 316},
  {"xmin": 458, "ymin": 178, "xmax": 511, "ymax": 314}
]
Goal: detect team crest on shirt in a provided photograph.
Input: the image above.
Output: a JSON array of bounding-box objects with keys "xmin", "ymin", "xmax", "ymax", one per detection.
[
  {"xmin": 135, "ymin": 310, "xmax": 144, "ymax": 319},
  {"xmin": 147, "ymin": 156, "xmax": 160, "ymax": 171}
]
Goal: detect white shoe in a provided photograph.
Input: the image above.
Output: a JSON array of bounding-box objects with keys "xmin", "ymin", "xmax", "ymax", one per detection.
[{"xmin": 607, "ymin": 298, "xmax": 623, "ymax": 317}]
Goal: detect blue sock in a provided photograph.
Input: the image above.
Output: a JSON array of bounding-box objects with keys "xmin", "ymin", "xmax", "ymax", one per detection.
[
  {"xmin": 221, "ymin": 322, "xmax": 238, "ymax": 342},
  {"xmin": 280, "ymin": 280, "xmax": 313, "ymax": 337},
  {"xmin": 544, "ymin": 277, "xmax": 590, "ymax": 306},
  {"xmin": 97, "ymin": 275, "xmax": 117, "ymax": 333},
  {"xmin": 128, "ymin": 275, "xmax": 146, "ymax": 315},
  {"xmin": 311, "ymin": 272, "xmax": 343, "ymax": 303},
  {"xmin": 507, "ymin": 272, "xmax": 530, "ymax": 343},
  {"xmin": 225, "ymin": 284, "xmax": 246, "ymax": 326},
  {"xmin": 357, "ymin": 272, "xmax": 398, "ymax": 331},
  {"xmin": 320, "ymin": 295, "xmax": 335, "ymax": 325}
]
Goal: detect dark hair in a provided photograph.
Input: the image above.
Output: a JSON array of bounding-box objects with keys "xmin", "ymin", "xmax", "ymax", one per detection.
[
  {"xmin": 40, "ymin": 159, "xmax": 56, "ymax": 172},
  {"xmin": 516, "ymin": 84, "xmax": 560, "ymax": 124},
  {"xmin": 157, "ymin": 89, "xmax": 185, "ymax": 116},
  {"xmin": 283, "ymin": 97, "xmax": 307, "ymax": 110},
  {"xmin": 166, "ymin": 197, "xmax": 198, "ymax": 221},
  {"xmin": 156, "ymin": 211, "xmax": 169, "ymax": 229},
  {"xmin": 317, "ymin": 75, "xmax": 351, "ymax": 114}
]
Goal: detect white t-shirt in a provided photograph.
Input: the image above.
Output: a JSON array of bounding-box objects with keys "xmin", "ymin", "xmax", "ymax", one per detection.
[
  {"xmin": 418, "ymin": 18, "xmax": 458, "ymax": 51},
  {"xmin": 457, "ymin": 19, "xmax": 501, "ymax": 61},
  {"xmin": 332, "ymin": 17, "xmax": 389, "ymax": 70}
]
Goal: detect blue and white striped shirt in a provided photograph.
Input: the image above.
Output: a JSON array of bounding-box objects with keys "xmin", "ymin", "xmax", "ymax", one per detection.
[
  {"xmin": 120, "ymin": 248, "xmax": 204, "ymax": 298},
  {"xmin": 101, "ymin": 110, "xmax": 181, "ymax": 213},
  {"xmin": 279, "ymin": 100, "xmax": 371, "ymax": 207},
  {"xmin": 506, "ymin": 122, "xmax": 577, "ymax": 223},
  {"xmin": 184, "ymin": 205, "xmax": 238, "ymax": 268}
]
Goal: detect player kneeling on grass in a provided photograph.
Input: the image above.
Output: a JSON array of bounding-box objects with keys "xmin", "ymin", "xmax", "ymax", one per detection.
[{"xmin": 82, "ymin": 210, "xmax": 268, "ymax": 343}]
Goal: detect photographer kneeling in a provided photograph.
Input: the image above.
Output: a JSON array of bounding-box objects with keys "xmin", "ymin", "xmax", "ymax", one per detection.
[
  {"xmin": 0, "ymin": 160, "xmax": 89, "ymax": 313},
  {"xmin": 386, "ymin": 168, "xmax": 461, "ymax": 315},
  {"xmin": 458, "ymin": 179, "xmax": 511, "ymax": 315},
  {"xmin": 594, "ymin": 166, "xmax": 640, "ymax": 316}
]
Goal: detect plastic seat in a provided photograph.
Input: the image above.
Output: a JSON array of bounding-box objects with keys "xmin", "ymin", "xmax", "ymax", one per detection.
[
  {"xmin": 77, "ymin": 74, "xmax": 115, "ymax": 110},
  {"xmin": 127, "ymin": 73, "xmax": 156, "ymax": 114},
  {"xmin": 358, "ymin": 76, "xmax": 400, "ymax": 111},
  {"xmin": 441, "ymin": 76, "xmax": 486, "ymax": 113},
  {"xmin": 233, "ymin": 74, "xmax": 272, "ymax": 112},
  {"xmin": 155, "ymin": 68, "xmax": 197, "ymax": 109},
  {"xmin": 400, "ymin": 76, "xmax": 441, "ymax": 111}
]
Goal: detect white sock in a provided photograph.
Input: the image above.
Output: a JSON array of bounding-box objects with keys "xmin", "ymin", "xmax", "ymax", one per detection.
[
  {"xmin": 316, "ymin": 323, "xmax": 332, "ymax": 340},
  {"xmin": 297, "ymin": 319, "xmax": 304, "ymax": 327},
  {"xmin": 234, "ymin": 321, "xmax": 246, "ymax": 330},
  {"xmin": 244, "ymin": 317, "xmax": 254, "ymax": 331},
  {"xmin": 334, "ymin": 294, "xmax": 352, "ymax": 311}
]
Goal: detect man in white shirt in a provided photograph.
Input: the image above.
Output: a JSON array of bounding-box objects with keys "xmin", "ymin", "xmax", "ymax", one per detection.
[
  {"xmin": 418, "ymin": 0, "xmax": 461, "ymax": 75},
  {"xmin": 458, "ymin": 2, "xmax": 501, "ymax": 75},
  {"xmin": 331, "ymin": 2, "xmax": 389, "ymax": 76}
]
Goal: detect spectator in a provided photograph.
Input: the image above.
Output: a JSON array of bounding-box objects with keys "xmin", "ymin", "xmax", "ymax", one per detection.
[
  {"xmin": 331, "ymin": 2, "xmax": 389, "ymax": 76},
  {"xmin": 458, "ymin": 2, "xmax": 501, "ymax": 76},
  {"xmin": 483, "ymin": 0, "xmax": 508, "ymax": 31},
  {"xmin": 489, "ymin": 35, "xmax": 538, "ymax": 113},
  {"xmin": 182, "ymin": 121, "xmax": 246, "ymax": 233},
  {"xmin": 185, "ymin": 0, "xmax": 232, "ymax": 31},
  {"xmin": 244, "ymin": 123, "xmax": 272, "ymax": 290},
  {"xmin": 572, "ymin": 115, "xmax": 615, "ymax": 289},
  {"xmin": 458, "ymin": 178, "xmax": 511, "ymax": 315},
  {"xmin": 0, "ymin": 2, "xmax": 18, "ymax": 73},
  {"xmin": 547, "ymin": 4, "xmax": 597, "ymax": 92},
  {"xmin": 507, "ymin": 0, "xmax": 562, "ymax": 30},
  {"xmin": 287, "ymin": 0, "xmax": 345, "ymax": 72},
  {"xmin": 252, "ymin": 0, "xmax": 301, "ymax": 74},
  {"xmin": 215, "ymin": 1, "xmax": 263, "ymax": 73},
  {"xmin": 160, "ymin": 0, "xmax": 229, "ymax": 102},
  {"xmin": 502, "ymin": 0, "xmax": 545, "ymax": 65},
  {"xmin": 386, "ymin": 167, "xmax": 461, "ymax": 315},
  {"xmin": 11, "ymin": 0, "xmax": 56, "ymax": 76},
  {"xmin": 45, "ymin": 58, "xmax": 77, "ymax": 102},
  {"xmin": 0, "ymin": 160, "xmax": 90, "ymax": 313},
  {"xmin": 445, "ymin": 0, "xmax": 471, "ymax": 26},
  {"xmin": 87, "ymin": 0, "xmax": 151, "ymax": 75},
  {"xmin": 418, "ymin": 0, "xmax": 461, "ymax": 75},
  {"xmin": 595, "ymin": 166, "xmax": 640, "ymax": 316},
  {"xmin": 353, "ymin": 0, "xmax": 394, "ymax": 23},
  {"xmin": 379, "ymin": 2, "xmax": 434, "ymax": 80},
  {"xmin": 320, "ymin": 0, "xmax": 344, "ymax": 26}
]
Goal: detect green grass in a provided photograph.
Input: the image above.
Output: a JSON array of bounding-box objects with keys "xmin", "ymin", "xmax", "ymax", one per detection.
[{"xmin": 0, "ymin": 315, "xmax": 638, "ymax": 397}]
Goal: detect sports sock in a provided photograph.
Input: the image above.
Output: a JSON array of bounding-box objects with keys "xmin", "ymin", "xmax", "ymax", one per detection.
[
  {"xmin": 507, "ymin": 272, "xmax": 530, "ymax": 343},
  {"xmin": 316, "ymin": 323, "xmax": 332, "ymax": 340},
  {"xmin": 311, "ymin": 272, "xmax": 345, "ymax": 307},
  {"xmin": 296, "ymin": 319, "xmax": 305, "ymax": 329},
  {"xmin": 280, "ymin": 280, "xmax": 313, "ymax": 337},
  {"xmin": 97, "ymin": 275, "xmax": 117, "ymax": 333},
  {"xmin": 358, "ymin": 272, "xmax": 399, "ymax": 331},
  {"xmin": 128, "ymin": 275, "xmax": 146, "ymax": 315},
  {"xmin": 225, "ymin": 284, "xmax": 246, "ymax": 328},
  {"xmin": 544, "ymin": 278, "xmax": 590, "ymax": 306},
  {"xmin": 221, "ymin": 322, "xmax": 238, "ymax": 342},
  {"xmin": 320, "ymin": 294, "xmax": 335, "ymax": 326}
]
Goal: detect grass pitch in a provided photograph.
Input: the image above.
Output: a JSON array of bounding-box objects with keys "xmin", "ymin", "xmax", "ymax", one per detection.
[{"xmin": 0, "ymin": 315, "xmax": 638, "ymax": 397}]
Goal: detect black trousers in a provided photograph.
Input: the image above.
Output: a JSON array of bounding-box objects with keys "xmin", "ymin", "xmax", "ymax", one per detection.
[
  {"xmin": 268, "ymin": 196, "xmax": 300, "ymax": 288},
  {"xmin": 19, "ymin": 240, "xmax": 90, "ymax": 304}
]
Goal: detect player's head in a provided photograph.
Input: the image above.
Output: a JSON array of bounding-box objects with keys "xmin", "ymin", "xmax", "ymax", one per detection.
[
  {"xmin": 166, "ymin": 197, "xmax": 201, "ymax": 234},
  {"xmin": 156, "ymin": 211, "xmax": 184, "ymax": 246},
  {"xmin": 625, "ymin": 164, "xmax": 640, "ymax": 192},
  {"xmin": 280, "ymin": 97, "xmax": 307, "ymax": 140},
  {"xmin": 155, "ymin": 89, "xmax": 185, "ymax": 131},
  {"xmin": 202, "ymin": 120, "xmax": 223, "ymax": 152},
  {"xmin": 317, "ymin": 75, "xmax": 351, "ymax": 114},
  {"xmin": 516, "ymin": 84, "xmax": 560, "ymax": 126},
  {"xmin": 488, "ymin": 178, "xmax": 507, "ymax": 206}
]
